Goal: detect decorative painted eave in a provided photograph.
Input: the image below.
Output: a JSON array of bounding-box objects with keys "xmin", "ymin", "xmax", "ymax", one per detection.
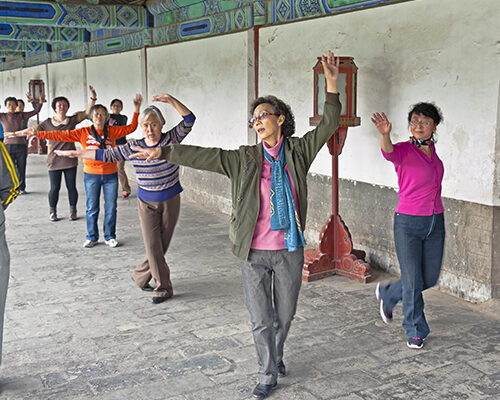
[
  {"xmin": 0, "ymin": 23, "xmax": 89, "ymax": 42},
  {"xmin": 0, "ymin": 0, "xmax": 415, "ymax": 71},
  {"xmin": 0, "ymin": 0, "xmax": 150, "ymax": 29}
]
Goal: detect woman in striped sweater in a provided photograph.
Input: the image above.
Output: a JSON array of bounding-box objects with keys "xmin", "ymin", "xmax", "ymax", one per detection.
[{"xmin": 55, "ymin": 94, "xmax": 195, "ymax": 304}]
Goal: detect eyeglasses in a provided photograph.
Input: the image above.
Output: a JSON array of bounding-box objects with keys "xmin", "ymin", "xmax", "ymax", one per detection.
[
  {"xmin": 410, "ymin": 120, "xmax": 432, "ymax": 127},
  {"xmin": 249, "ymin": 112, "xmax": 276, "ymax": 126}
]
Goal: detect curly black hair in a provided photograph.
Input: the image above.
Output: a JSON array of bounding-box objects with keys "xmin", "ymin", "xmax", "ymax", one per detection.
[
  {"xmin": 250, "ymin": 95, "xmax": 295, "ymax": 137},
  {"xmin": 52, "ymin": 96, "xmax": 70, "ymax": 112},
  {"xmin": 408, "ymin": 102, "xmax": 443, "ymax": 125}
]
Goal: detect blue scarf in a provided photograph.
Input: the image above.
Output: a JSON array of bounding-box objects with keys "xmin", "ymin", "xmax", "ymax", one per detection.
[
  {"xmin": 263, "ymin": 142, "xmax": 306, "ymax": 252},
  {"xmin": 410, "ymin": 135, "xmax": 433, "ymax": 148}
]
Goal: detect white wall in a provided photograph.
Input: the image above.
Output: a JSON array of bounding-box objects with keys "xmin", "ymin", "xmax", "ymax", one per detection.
[
  {"xmin": 86, "ymin": 50, "xmax": 144, "ymax": 136},
  {"xmin": 147, "ymin": 31, "xmax": 249, "ymax": 149},
  {"xmin": 259, "ymin": 0, "xmax": 500, "ymax": 206},
  {"xmin": 47, "ymin": 59, "xmax": 87, "ymax": 123}
]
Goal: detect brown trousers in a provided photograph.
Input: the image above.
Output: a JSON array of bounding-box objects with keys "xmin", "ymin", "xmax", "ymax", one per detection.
[
  {"xmin": 133, "ymin": 195, "xmax": 180, "ymax": 298},
  {"xmin": 117, "ymin": 161, "xmax": 131, "ymax": 194}
]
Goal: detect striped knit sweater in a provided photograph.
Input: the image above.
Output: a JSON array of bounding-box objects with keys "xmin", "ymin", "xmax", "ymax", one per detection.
[{"xmin": 95, "ymin": 113, "xmax": 195, "ymax": 202}]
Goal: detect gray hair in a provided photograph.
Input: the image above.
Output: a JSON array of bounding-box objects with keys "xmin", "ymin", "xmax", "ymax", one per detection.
[{"xmin": 139, "ymin": 105, "xmax": 166, "ymax": 127}]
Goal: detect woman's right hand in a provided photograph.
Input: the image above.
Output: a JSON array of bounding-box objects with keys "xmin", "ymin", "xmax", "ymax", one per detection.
[
  {"xmin": 371, "ymin": 112, "xmax": 392, "ymax": 136},
  {"xmin": 130, "ymin": 145, "xmax": 161, "ymax": 162}
]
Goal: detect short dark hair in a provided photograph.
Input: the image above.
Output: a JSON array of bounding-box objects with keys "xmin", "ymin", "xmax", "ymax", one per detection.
[
  {"xmin": 250, "ymin": 95, "xmax": 295, "ymax": 137},
  {"xmin": 4, "ymin": 97, "xmax": 17, "ymax": 106},
  {"xmin": 52, "ymin": 96, "xmax": 70, "ymax": 112},
  {"xmin": 17, "ymin": 99, "xmax": 24, "ymax": 106},
  {"xmin": 408, "ymin": 102, "xmax": 443, "ymax": 125},
  {"xmin": 88, "ymin": 104, "xmax": 109, "ymax": 122},
  {"xmin": 110, "ymin": 98, "xmax": 123, "ymax": 108}
]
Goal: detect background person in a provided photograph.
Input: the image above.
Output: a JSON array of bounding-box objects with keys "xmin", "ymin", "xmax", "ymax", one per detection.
[
  {"xmin": 372, "ymin": 103, "xmax": 445, "ymax": 350},
  {"xmin": 10, "ymin": 95, "xmax": 142, "ymax": 248},
  {"xmin": 56, "ymin": 94, "xmax": 195, "ymax": 304},
  {"xmin": 1, "ymin": 94, "xmax": 43, "ymax": 194},
  {"xmin": 0, "ymin": 140, "xmax": 19, "ymax": 366},
  {"xmin": 38, "ymin": 86, "xmax": 97, "ymax": 221},
  {"xmin": 108, "ymin": 98, "xmax": 131, "ymax": 199},
  {"xmin": 130, "ymin": 51, "xmax": 340, "ymax": 399}
]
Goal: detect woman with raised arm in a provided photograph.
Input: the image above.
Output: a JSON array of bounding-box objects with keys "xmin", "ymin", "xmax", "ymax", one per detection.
[
  {"xmin": 38, "ymin": 86, "xmax": 97, "ymax": 222},
  {"xmin": 9, "ymin": 94, "xmax": 142, "ymax": 248},
  {"xmin": 55, "ymin": 94, "xmax": 195, "ymax": 304},
  {"xmin": 371, "ymin": 104, "xmax": 445, "ymax": 350},
  {"xmin": 129, "ymin": 51, "xmax": 341, "ymax": 399}
]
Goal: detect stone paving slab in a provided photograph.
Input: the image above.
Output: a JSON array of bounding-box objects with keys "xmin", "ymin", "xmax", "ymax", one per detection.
[{"xmin": 0, "ymin": 155, "xmax": 499, "ymax": 399}]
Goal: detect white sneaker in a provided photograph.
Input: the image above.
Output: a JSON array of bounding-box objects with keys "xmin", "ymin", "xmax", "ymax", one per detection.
[
  {"xmin": 83, "ymin": 239, "xmax": 97, "ymax": 248},
  {"xmin": 105, "ymin": 238, "xmax": 118, "ymax": 248}
]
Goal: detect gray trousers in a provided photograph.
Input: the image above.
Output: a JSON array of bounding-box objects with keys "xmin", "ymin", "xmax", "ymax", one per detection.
[
  {"xmin": 241, "ymin": 248, "xmax": 304, "ymax": 385},
  {"xmin": 0, "ymin": 207, "xmax": 9, "ymax": 365}
]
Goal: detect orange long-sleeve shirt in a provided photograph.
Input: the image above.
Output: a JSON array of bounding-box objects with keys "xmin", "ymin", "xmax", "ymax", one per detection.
[{"xmin": 38, "ymin": 112, "xmax": 138, "ymax": 175}]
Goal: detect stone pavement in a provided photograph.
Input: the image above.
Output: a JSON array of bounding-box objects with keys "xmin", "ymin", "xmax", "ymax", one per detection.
[{"xmin": 0, "ymin": 155, "xmax": 499, "ymax": 400}]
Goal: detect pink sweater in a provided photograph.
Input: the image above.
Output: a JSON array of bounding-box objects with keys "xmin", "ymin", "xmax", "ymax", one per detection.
[
  {"xmin": 382, "ymin": 141, "xmax": 444, "ymax": 216},
  {"xmin": 251, "ymin": 136, "xmax": 300, "ymax": 250}
]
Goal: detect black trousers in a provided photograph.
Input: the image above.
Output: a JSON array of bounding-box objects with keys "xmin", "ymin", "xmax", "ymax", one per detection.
[
  {"xmin": 48, "ymin": 167, "xmax": 78, "ymax": 208},
  {"xmin": 5, "ymin": 144, "xmax": 27, "ymax": 191}
]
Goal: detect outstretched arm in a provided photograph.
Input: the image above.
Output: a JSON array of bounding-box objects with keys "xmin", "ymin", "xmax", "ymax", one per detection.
[
  {"xmin": 152, "ymin": 93, "xmax": 191, "ymax": 117},
  {"xmin": 54, "ymin": 149, "xmax": 96, "ymax": 160},
  {"xmin": 371, "ymin": 112, "xmax": 394, "ymax": 154}
]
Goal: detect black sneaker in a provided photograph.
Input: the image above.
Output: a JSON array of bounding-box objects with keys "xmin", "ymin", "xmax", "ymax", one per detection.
[
  {"xmin": 407, "ymin": 337, "xmax": 425, "ymax": 349},
  {"xmin": 252, "ymin": 382, "xmax": 277, "ymax": 398},
  {"xmin": 277, "ymin": 360, "xmax": 286, "ymax": 377},
  {"xmin": 376, "ymin": 283, "xmax": 393, "ymax": 324}
]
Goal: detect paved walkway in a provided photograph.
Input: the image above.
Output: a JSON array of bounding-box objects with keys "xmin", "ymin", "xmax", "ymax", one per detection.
[{"xmin": 0, "ymin": 155, "xmax": 499, "ymax": 399}]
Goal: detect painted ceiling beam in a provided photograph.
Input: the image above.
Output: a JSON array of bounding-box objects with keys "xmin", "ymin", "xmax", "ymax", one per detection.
[
  {"xmin": 0, "ymin": 39, "xmax": 50, "ymax": 52},
  {"xmin": 0, "ymin": 23, "xmax": 89, "ymax": 42},
  {"xmin": 0, "ymin": 0, "xmax": 150, "ymax": 29}
]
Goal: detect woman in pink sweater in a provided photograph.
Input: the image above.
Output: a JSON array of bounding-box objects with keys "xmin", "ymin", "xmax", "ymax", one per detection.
[{"xmin": 371, "ymin": 103, "xmax": 445, "ymax": 350}]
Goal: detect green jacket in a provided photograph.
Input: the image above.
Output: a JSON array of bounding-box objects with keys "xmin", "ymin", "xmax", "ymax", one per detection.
[{"xmin": 161, "ymin": 93, "xmax": 341, "ymax": 260}]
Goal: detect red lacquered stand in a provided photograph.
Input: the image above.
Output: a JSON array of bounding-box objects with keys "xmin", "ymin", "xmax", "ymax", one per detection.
[{"xmin": 302, "ymin": 127, "xmax": 371, "ymax": 283}]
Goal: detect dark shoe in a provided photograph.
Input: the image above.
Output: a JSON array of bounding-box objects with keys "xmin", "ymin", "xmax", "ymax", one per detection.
[
  {"xmin": 141, "ymin": 284, "xmax": 154, "ymax": 292},
  {"xmin": 376, "ymin": 283, "xmax": 392, "ymax": 324},
  {"xmin": 152, "ymin": 296, "xmax": 169, "ymax": 304},
  {"xmin": 19, "ymin": 190, "xmax": 27, "ymax": 195},
  {"xmin": 69, "ymin": 206, "xmax": 78, "ymax": 220},
  {"xmin": 252, "ymin": 382, "xmax": 277, "ymax": 399},
  {"xmin": 277, "ymin": 360, "xmax": 286, "ymax": 377},
  {"xmin": 407, "ymin": 337, "xmax": 425, "ymax": 349}
]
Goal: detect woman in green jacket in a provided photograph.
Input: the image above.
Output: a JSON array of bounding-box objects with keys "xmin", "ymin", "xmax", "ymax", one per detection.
[{"xmin": 131, "ymin": 51, "xmax": 341, "ymax": 399}]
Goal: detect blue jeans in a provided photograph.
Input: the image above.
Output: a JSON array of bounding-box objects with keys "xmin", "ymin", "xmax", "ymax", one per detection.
[
  {"xmin": 379, "ymin": 212, "xmax": 445, "ymax": 339},
  {"xmin": 84, "ymin": 173, "xmax": 118, "ymax": 242}
]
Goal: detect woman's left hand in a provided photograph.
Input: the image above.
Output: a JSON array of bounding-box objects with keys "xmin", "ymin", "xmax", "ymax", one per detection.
[
  {"xmin": 152, "ymin": 94, "xmax": 175, "ymax": 104},
  {"xmin": 321, "ymin": 50, "xmax": 339, "ymax": 82}
]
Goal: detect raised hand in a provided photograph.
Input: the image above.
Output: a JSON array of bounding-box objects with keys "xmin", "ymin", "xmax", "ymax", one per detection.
[
  {"xmin": 152, "ymin": 94, "xmax": 175, "ymax": 104},
  {"xmin": 26, "ymin": 92, "xmax": 34, "ymax": 103},
  {"xmin": 129, "ymin": 145, "xmax": 161, "ymax": 162},
  {"xmin": 321, "ymin": 50, "xmax": 339, "ymax": 82},
  {"xmin": 89, "ymin": 85, "xmax": 97, "ymax": 100},
  {"xmin": 371, "ymin": 112, "xmax": 392, "ymax": 136},
  {"xmin": 133, "ymin": 94, "xmax": 143, "ymax": 111}
]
